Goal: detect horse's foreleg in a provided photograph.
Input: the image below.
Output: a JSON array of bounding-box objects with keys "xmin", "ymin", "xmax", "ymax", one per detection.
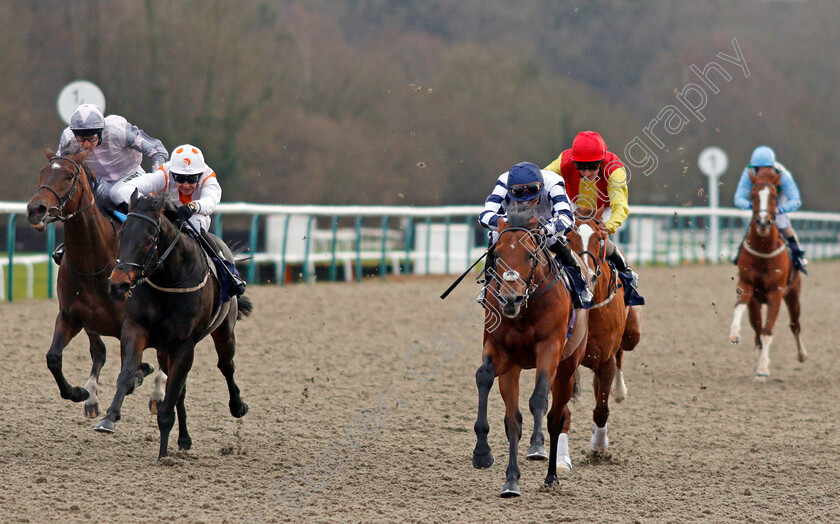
[
  {"xmin": 94, "ymin": 325, "xmax": 147, "ymax": 434},
  {"xmin": 472, "ymin": 356, "xmax": 496, "ymax": 469},
  {"xmin": 545, "ymin": 362, "xmax": 577, "ymax": 488},
  {"xmin": 499, "ymin": 370, "xmax": 523, "ymax": 498},
  {"xmin": 210, "ymin": 320, "xmax": 248, "ymax": 418},
  {"xmin": 149, "ymin": 363, "xmax": 168, "ymax": 415},
  {"xmin": 46, "ymin": 312, "xmax": 88, "ymax": 403},
  {"xmin": 612, "ymin": 349, "xmax": 628, "ymax": 402},
  {"xmin": 176, "ymin": 385, "xmax": 191, "ymax": 451},
  {"xmin": 756, "ymin": 291, "xmax": 783, "ymax": 379},
  {"xmin": 591, "ymin": 355, "xmax": 617, "ymax": 452},
  {"xmin": 83, "ymin": 332, "xmax": 107, "ymax": 418},
  {"xmin": 784, "ymin": 287, "xmax": 807, "ymax": 363},
  {"xmin": 525, "ymin": 369, "xmax": 549, "ymax": 461},
  {"xmin": 157, "ymin": 346, "xmax": 195, "ymax": 460}
]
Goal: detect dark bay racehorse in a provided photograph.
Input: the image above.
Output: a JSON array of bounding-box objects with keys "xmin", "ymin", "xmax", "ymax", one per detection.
[
  {"xmin": 729, "ymin": 169, "xmax": 806, "ymax": 379},
  {"xmin": 103, "ymin": 192, "xmax": 252, "ymax": 459},
  {"xmin": 26, "ymin": 149, "xmax": 154, "ymax": 417},
  {"xmin": 472, "ymin": 202, "xmax": 588, "ymax": 497},
  {"xmin": 567, "ymin": 209, "xmax": 641, "ymax": 452}
]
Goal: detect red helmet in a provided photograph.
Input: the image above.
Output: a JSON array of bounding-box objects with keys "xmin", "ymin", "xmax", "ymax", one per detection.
[{"xmin": 570, "ymin": 131, "xmax": 607, "ymax": 163}]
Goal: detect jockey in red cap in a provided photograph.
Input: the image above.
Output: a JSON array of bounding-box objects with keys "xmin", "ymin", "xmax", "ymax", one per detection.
[{"xmin": 545, "ymin": 131, "xmax": 644, "ymax": 306}]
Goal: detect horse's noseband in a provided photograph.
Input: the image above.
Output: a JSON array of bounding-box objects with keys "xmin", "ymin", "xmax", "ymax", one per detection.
[{"xmin": 114, "ymin": 212, "xmax": 166, "ymax": 288}]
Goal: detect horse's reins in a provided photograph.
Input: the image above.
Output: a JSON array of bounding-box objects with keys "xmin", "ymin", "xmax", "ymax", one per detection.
[
  {"xmin": 114, "ymin": 212, "xmax": 207, "ymax": 292},
  {"xmin": 38, "ymin": 156, "xmax": 95, "ymax": 223}
]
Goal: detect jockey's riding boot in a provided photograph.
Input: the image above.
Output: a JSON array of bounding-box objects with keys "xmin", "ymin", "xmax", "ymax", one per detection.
[
  {"xmin": 784, "ymin": 235, "xmax": 808, "ymax": 274},
  {"xmin": 606, "ymin": 249, "xmax": 639, "ymax": 290},
  {"xmin": 477, "ymin": 242, "xmax": 497, "ymax": 307},
  {"xmin": 549, "ymin": 241, "xmax": 593, "ymax": 309},
  {"xmin": 199, "ymin": 230, "xmax": 247, "ymax": 296},
  {"xmin": 52, "ymin": 243, "xmax": 65, "ymax": 265}
]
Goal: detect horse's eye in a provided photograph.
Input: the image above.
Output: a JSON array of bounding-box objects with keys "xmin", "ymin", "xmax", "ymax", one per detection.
[
  {"xmin": 145, "ymin": 238, "xmax": 155, "ymax": 247},
  {"xmin": 65, "ymin": 172, "xmax": 74, "ymax": 181}
]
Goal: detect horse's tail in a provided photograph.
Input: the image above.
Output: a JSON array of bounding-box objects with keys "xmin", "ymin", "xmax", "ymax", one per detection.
[{"xmin": 237, "ymin": 295, "xmax": 254, "ymax": 320}]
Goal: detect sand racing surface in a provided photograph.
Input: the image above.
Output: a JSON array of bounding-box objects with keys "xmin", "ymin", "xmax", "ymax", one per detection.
[{"xmin": 0, "ymin": 261, "xmax": 838, "ymax": 523}]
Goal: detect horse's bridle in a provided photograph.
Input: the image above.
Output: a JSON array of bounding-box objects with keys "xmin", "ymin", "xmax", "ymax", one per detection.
[
  {"xmin": 113, "ymin": 212, "xmax": 183, "ymax": 289},
  {"xmin": 489, "ymin": 226, "xmax": 561, "ymax": 307},
  {"xmin": 38, "ymin": 156, "xmax": 94, "ymax": 223},
  {"xmin": 574, "ymin": 223, "xmax": 606, "ymax": 282},
  {"xmin": 751, "ymin": 182, "xmax": 777, "ymax": 228}
]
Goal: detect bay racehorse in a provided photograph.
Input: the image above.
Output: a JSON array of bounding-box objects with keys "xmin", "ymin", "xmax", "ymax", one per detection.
[
  {"xmin": 729, "ymin": 168, "xmax": 806, "ymax": 379},
  {"xmin": 26, "ymin": 149, "xmax": 155, "ymax": 417},
  {"xmin": 567, "ymin": 208, "xmax": 641, "ymax": 452},
  {"xmin": 472, "ymin": 202, "xmax": 588, "ymax": 497},
  {"xmin": 103, "ymin": 192, "xmax": 252, "ymax": 459}
]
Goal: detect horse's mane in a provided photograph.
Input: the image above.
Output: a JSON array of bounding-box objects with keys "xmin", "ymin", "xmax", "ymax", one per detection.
[
  {"xmin": 506, "ymin": 201, "xmax": 537, "ymax": 228},
  {"xmin": 131, "ymin": 192, "xmax": 179, "ymax": 223}
]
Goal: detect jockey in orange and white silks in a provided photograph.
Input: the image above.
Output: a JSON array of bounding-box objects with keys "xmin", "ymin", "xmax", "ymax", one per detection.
[
  {"xmin": 114, "ymin": 144, "xmax": 221, "ymax": 233},
  {"xmin": 478, "ymin": 161, "xmax": 593, "ymax": 309},
  {"xmin": 58, "ymin": 104, "xmax": 168, "ymax": 206}
]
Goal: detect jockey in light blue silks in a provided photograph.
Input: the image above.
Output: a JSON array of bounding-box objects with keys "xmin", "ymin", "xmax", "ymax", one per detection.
[
  {"xmin": 478, "ymin": 161, "xmax": 593, "ymax": 309},
  {"xmin": 732, "ymin": 145, "xmax": 808, "ymax": 274}
]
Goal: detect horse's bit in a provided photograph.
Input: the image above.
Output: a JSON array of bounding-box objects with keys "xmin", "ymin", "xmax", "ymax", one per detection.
[
  {"xmin": 114, "ymin": 212, "xmax": 182, "ymax": 290},
  {"xmin": 490, "ymin": 226, "xmax": 560, "ymax": 307}
]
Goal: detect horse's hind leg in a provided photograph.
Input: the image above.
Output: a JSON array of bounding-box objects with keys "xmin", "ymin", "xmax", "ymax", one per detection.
[
  {"xmin": 95, "ymin": 326, "xmax": 147, "ymax": 434},
  {"xmin": 756, "ymin": 291, "xmax": 783, "ymax": 380},
  {"xmin": 591, "ymin": 355, "xmax": 617, "ymax": 452},
  {"xmin": 46, "ymin": 312, "xmax": 89, "ymax": 403},
  {"xmin": 784, "ymin": 287, "xmax": 807, "ymax": 363},
  {"xmin": 612, "ymin": 350, "xmax": 627, "ymax": 402},
  {"xmin": 729, "ymin": 286, "xmax": 754, "ymax": 344},
  {"xmin": 525, "ymin": 367, "xmax": 550, "ymax": 461},
  {"xmin": 156, "ymin": 347, "xmax": 194, "ymax": 460},
  {"xmin": 545, "ymin": 363, "xmax": 577, "ymax": 487},
  {"xmin": 211, "ymin": 318, "xmax": 248, "ymax": 418},
  {"xmin": 83, "ymin": 332, "xmax": 106, "ymax": 418},
  {"xmin": 614, "ymin": 306, "xmax": 641, "ymax": 403},
  {"xmin": 472, "ymin": 356, "xmax": 496, "ymax": 469},
  {"xmin": 149, "ymin": 351, "xmax": 168, "ymax": 414}
]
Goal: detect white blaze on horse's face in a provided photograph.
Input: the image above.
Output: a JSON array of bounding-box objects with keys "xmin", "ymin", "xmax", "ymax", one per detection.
[
  {"xmin": 52, "ymin": 162, "xmax": 62, "ymax": 171},
  {"xmin": 757, "ymin": 186, "xmax": 771, "ymax": 225}
]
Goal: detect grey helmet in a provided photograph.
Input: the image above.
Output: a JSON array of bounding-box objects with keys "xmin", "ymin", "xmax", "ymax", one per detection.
[{"xmin": 69, "ymin": 104, "xmax": 105, "ymax": 140}]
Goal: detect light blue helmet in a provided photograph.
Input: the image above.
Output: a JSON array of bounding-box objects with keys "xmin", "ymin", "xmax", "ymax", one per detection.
[{"xmin": 749, "ymin": 146, "xmax": 776, "ymax": 168}]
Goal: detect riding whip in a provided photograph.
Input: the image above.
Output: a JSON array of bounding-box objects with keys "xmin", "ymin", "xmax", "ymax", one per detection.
[{"xmin": 440, "ymin": 251, "xmax": 487, "ymax": 300}]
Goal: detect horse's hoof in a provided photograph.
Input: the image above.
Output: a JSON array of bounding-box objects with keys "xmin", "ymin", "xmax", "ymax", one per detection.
[
  {"xmin": 69, "ymin": 386, "xmax": 90, "ymax": 403},
  {"xmin": 138, "ymin": 362, "xmax": 155, "ymax": 377},
  {"xmin": 472, "ymin": 450, "xmax": 495, "ymax": 469},
  {"xmin": 149, "ymin": 399, "xmax": 160, "ymax": 414},
  {"xmin": 178, "ymin": 435, "xmax": 192, "ymax": 451},
  {"xmin": 544, "ymin": 474, "xmax": 558, "ymax": 488},
  {"xmin": 754, "ymin": 374, "xmax": 768, "ymax": 382},
  {"xmin": 526, "ymin": 445, "xmax": 548, "ymax": 461},
  {"xmin": 729, "ymin": 337, "xmax": 740, "ymax": 345},
  {"xmin": 500, "ymin": 480, "xmax": 520, "ymax": 498},
  {"xmin": 93, "ymin": 419, "xmax": 116, "ymax": 433},
  {"xmin": 798, "ymin": 352, "xmax": 808, "ymax": 363},
  {"xmin": 231, "ymin": 400, "xmax": 249, "ymax": 418},
  {"xmin": 84, "ymin": 403, "xmax": 100, "ymax": 419}
]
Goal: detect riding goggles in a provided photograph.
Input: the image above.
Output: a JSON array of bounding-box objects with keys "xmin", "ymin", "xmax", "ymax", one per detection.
[
  {"xmin": 509, "ymin": 182, "xmax": 543, "ymax": 199},
  {"xmin": 173, "ymin": 173, "xmax": 201, "ymax": 184},
  {"xmin": 574, "ymin": 161, "xmax": 601, "ymax": 172}
]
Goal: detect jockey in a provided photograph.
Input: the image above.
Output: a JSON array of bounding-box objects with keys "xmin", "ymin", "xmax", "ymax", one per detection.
[
  {"xmin": 544, "ymin": 131, "xmax": 644, "ymax": 306},
  {"xmin": 114, "ymin": 144, "xmax": 246, "ymax": 297},
  {"xmin": 732, "ymin": 145, "xmax": 807, "ymax": 273},
  {"xmin": 53, "ymin": 104, "xmax": 168, "ymax": 264},
  {"xmin": 478, "ymin": 161, "xmax": 593, "ymax": 309}
]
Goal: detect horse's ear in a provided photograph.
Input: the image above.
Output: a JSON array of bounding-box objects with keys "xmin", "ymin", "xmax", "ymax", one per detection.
[
  {"xmin": 45, "ymin": 148, "xmax": 55, "ymax": 160},
  {"xmin": 595, "ymin": 205, "xmax": 606, "ymax": 220},
  {"xmin": 497, "ymin": 217, "xmax": 508, "ymax": 230},
  {"xmin": 162, "ymin": 197, "xmax": 179, "ymax": 222},
  {"xmin": 748, "ymin": 171, "xmax": 758, "ymax": 185},
  {"xmin": 575, "ymin": 205, "xmax": 595, "ymax": 219},
  {"xmin": 130, "ymin": 188, "xmax": 140, "ymax": 209}
]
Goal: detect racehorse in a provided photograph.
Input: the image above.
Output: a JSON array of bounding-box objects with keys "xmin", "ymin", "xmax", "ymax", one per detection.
[
  {"xmin": 26, "ymin": 149, "xmax": 155, "ymax": 418},
  {"xmin": 567, "ymin": 208, "xmax": 641, "ymax": 452},
  {"xmin": 103, "ymin": 191, "xmax": 252, "ymax": 459},
  {"xmin": 472, "ymin": 201, "xmax": 588, "ymax": 497},
  {"xmin": 729, "ymin": 168, "xmax": 806, "ymax": 379}
]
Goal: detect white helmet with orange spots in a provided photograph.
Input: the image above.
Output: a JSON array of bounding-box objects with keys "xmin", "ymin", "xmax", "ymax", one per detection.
[{"xmin": 169, "ymin": 144, "xmax": 206, "ymax": 176}]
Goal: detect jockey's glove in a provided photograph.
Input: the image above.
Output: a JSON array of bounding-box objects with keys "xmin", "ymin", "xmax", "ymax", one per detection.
[{"xmin": 177, "ymin": 202, "xmax": 199, "ymax": 223}]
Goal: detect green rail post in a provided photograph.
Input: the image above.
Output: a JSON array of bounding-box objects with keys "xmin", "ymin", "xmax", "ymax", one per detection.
[
  {"xmin": 247, "ymin": 214, "xmax": 260, "ymax": 284},
  {"xmin": 424, "ymin": 216, "xmax": 432, "ymax": 276},
  {"xmin": 403, "ymin": 217, "xmax": 414, "ymax": 275},
  {"xmin": 213, "ymin": 214, "xmax": 223, "ymax": 238},
  {"xmin": 651, "ymin": 215, "xmax": 658, "ymax": 265},
  {"xmin": 303, "ymin": 215, "xmax": 314, "ymax": 283},
  {"xmin": 46, "ymin": 222, "xmax": 56, "ymax": 298},
  {"xmin": 379, "ymin": 215, "xmax": 389, "ymax": 280},
  {"xmin": 677, "ymin": 215, "xmax": 684, "ymax": 265},
  {"xmin": 444, "ymin": 215, "xmax": 451, "ymax": 275},
  {"xmin": 7, "ymin": 214, "xmax": 16, "ymax": 302},
  {"xmin": 665, "ymin": 215, "xmax": 673, "ymax": 266},
  {"xmin": 466, "ymin": 216, "xmax": 474, "ymax": 274},
  {"xmin": 279, "ymin": 214, "xmax": 291, "ymax": 287},
  {"xmin": 354, "ymin": 215, "xmax": 363, "ymax": 282},
  {"xmin": 329, "ymin": 216, "xmax": 339, "ymax": 282}
]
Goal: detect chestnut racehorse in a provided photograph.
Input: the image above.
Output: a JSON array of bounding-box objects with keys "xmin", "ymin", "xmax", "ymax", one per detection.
[
  {"xmin": 729, "ymin": 168, "xmax": 806, "ymax": 379},
  {"xmin": 567, "ymin": 209, "xmax": 641, "ymax": 452},
  {"xmin": 472, "ymin": 202, "xmax": 588, "ymax": 497},
  {"xmin": 26, "ymin": 149, "xmax": 154, "ymax": 417},
  {"xmin": 104, "ymin": 192, "xmax": 251, "ymax": 459}
]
